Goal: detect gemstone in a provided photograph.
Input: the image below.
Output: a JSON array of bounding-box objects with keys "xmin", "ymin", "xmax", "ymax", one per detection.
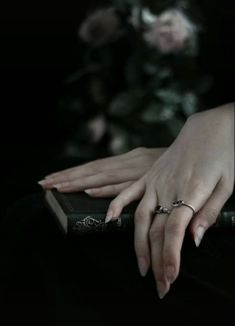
[{"xmin": 172, "ymin": 200, "xmax": 184, "ymax": 206}]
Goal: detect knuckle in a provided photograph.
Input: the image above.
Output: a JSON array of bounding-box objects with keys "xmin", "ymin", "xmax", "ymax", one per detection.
[
  {"xmin": 109, "ymin": 200, "xmax": 119, "ymax": 212},
  {"xmin": 165, "ymin": 219, "xmax": 182, "ymax": 236},
  {"xmin": 86, "ymin": 160, "xmax": 102, "ymax": 173},
  {"xmin": 119, "ymin": 192, "xmax": 130, "ymax": 204},
  {"xmin": 149, "ymin": 225, "xmax": 163, "ymax": 242},
  {"xmin": 134, "ymin": 240, "xmax": 147, "ymax": 257},
  {"xmin": 105, "ymin": 172, "xmax": 118, "ymax": 180},
  {"xmin": 62, "ymin": 173, "xmax": 72, "ymax": 182},
  {"xmin": 199, "ymin": 207, "xmax": 219, "ymax": 225},
  {"xmin": 163, "ymin": 250, "xmax": 175, "ymax": 268},
  {"xmin": 191, "ymin": 179, "xmax": 208, "ymax": 195},
  {"xmin": 134, "ymin": 207, "xmax": 146, "ymax": 224}
]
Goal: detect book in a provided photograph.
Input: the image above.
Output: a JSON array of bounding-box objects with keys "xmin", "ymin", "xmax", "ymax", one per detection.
[
  {"xmin": 45, "ymin": 189, "xmax": 137, "ymax": 235},
  {"xmin": 44, "ymin": 189, "xmax": 235, "ymax": 236}
]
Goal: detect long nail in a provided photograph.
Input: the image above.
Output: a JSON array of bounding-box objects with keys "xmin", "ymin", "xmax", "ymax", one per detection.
[
  {"xmin": 38, "ymin": 180, "xmax": 48, "ymax": 186},
  {"xmin": 165, "ymin": 265, "xmax": 175, "ymax": 284},
  {"xmin": 194, "ymin": 226, "xmax": 205, "ymax": 247},
  {"xmin": 85, "ymin": 189, "xmax": 97, "ymax": 196},
  {"xmin": 53, "ymin": 182, "xmax": 69, "ymax": 190},
  {"xmin": 105, "ymin": 211, "xmax": 113, "ymax": 223},
  {"xmin": 137, "ymin": 257, "xmax": 148, "ymax": 277},
  {"xmin": 156, "ymin": 281, "xmax": 169, "ymax": 299}
]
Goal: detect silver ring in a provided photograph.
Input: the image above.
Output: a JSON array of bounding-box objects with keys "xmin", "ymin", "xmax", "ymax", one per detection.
[
  {"xmin": 172, "ymin": 200, "xmax": 195, "ymax": 215},
  {"xmin": 153, "ymin": 205, "xmax": 171, "ymax": 215}
]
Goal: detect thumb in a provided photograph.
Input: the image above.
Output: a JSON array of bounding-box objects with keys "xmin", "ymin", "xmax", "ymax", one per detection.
[{"xmin": 190, "ymin": 180, "xmax": 233, "ymax": 247}]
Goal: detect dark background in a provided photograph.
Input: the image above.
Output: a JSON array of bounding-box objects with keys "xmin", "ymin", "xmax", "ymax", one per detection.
[
  {"xmin": 0, "ymin": 4, "xmax": 89, "ymax": 214},
  {"xmin": 0, "ymin": 0, "xmax": 234, "ymax": 216}
]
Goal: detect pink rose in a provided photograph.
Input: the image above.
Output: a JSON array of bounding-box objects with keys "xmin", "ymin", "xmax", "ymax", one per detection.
[
  {"xmin": 109, "ymin": 134, "xmax": 125, "ymax": 154},
  {"xmin": 130, "ymin": 7, "xmax": 157, "ymax": 29},
  {"xmin": 79, "ymin": 8, "xmax": 120, "ymax": 46},
  {"xmin": 88, "ymin": 115, "xmax": 106, "ymax": 143},
  {"xmin": 144, "ymin": 9, "xmax": 196, "ymax": 54}
]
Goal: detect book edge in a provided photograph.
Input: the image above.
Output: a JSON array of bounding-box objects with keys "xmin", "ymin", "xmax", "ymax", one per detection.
[{"xmin": 45, "ymin": 190, "xmax": 68, "ymax": 234}]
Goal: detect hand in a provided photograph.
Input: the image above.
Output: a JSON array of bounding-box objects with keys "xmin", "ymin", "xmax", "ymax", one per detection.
[
  {"xmin": 105, "ymin": 103, "xmax": 234, "ymax": 298},
  {"xmin": 39, "ymin": 147, "xmax": 166, "ymax": 197}
]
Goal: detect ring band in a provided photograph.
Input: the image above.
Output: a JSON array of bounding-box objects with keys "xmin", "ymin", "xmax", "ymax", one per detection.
[
  {"xmin": 172, "ymin": 200, "xmax": 195, "ymax": 215},
  {"xmin": 154, "ymin": 205, "xmax": 171, "ymax": 215}
]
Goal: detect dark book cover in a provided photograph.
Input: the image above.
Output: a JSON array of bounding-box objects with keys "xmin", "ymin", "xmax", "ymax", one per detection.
[
  {"xmin": 45, "ymin": 189, "xmax": 235, "ymax": 236},
  {"xmin": 45, "ymin": 189, "xmax": 137, "ymax": 235}
]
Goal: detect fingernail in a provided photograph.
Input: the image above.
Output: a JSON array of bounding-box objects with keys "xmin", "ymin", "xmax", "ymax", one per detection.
[
  {"xmin": 38, "ymin": 180, "xmax": 51, "ymax": 188},
  {"xmin": 157, "ymin": 281, "xmax": 168, "ymax": 299},
  {"xmin": 38, "ymin": 180, "xmax": 48, "ymax": 186},
  {"xmin": 84, "ymin": 189, "xmax": 93, "ymax": 195},
  {"xmin": 105, "ymin": 211, "xmax": 113, "ymax": 223},
  {"xmin": 165, "ymin": 265, "xmax": 175, "ymax": 284},
  {"xmin": 194, "ymin": 225, "xmax": 205, "ymax": 247},
  {"xmin": 85, "ymin": 189, "xmax": 98, "ymax": 196},
  {"xmin": 53, "ymin": 183, "xmax": 69, "ymax": 190},
  {"xmin": 137, "ymin": 257, "xmax": 148, "ymax": 277}
]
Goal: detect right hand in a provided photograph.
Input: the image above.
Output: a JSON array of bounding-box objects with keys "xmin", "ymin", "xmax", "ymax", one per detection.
[{"xmin": 39, "ymin": 147, "xmax": 166, "ymax": 197}]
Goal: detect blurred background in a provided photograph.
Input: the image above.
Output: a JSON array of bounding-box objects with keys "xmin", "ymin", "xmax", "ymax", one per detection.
[{"xmin": 1, "ymin": 0, "xmax": 234, "ymax": 216}]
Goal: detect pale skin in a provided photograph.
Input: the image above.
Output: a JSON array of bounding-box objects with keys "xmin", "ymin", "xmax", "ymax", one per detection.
[
  {"xmin": 39, "ymin": 147, "xmax": 166, "ymax": 195},
  {"xmin": 39, "ymin": 103, "xmax": 234, "ymax": 299}
]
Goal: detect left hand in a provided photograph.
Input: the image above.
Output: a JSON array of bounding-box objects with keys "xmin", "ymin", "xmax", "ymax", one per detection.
[
  {"xmin": 105, "ymin": 103, "xmax": 234, "ymax": 298},
  {"xmin": 39, "ymin": 147, "xmax": 166, "ymax": 196}
]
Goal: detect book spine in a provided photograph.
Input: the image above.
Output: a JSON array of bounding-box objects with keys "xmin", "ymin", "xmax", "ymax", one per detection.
[
  {"xmin": 214, "ymin": 210, "xmax": 235, "ymax": 229},
  {"xmin": 68, "ymin": 213, "xmax": 134, "ymax": 235},
  {"xmin": 67, "ymin": 210, "xmax": 234, "ymax": 235}
]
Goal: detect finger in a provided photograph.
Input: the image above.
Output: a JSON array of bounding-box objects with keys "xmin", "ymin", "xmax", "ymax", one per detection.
[
  {"xmin": 150, "ymin": 193, "xmax": 174, "ymax": 299},
  {"xmin": 39, "ymin": 154, "xmax": 125, "ymax": 187},
  {"xmin": 190, "ymin": 178, "xmax": 234, "ymax": 247},
  {"xmin": 134, "ymin": 187, "xmax": 157, "ymax": 278},
  {"xmin": 50, "ymin": 168, "xmax": 144, "ymax": 192},
  {"xmin": 163, "ymin": 184, "xmax": 214, "ymax": 285},
  {"xmin": 42, "ymin": 163, "xmax": 96, "ymax": 184},
  {"xmin": 163, "ymin": 206, "xmax": 193, "ymax": 285},
  {"xmin": 45, "ymin": 166, "xmax": 80, "ymax": 179},
  {"xmin": 39, "ymin": 147, "xmax": 165, "ymax": 189},
  {"xmin": 105, "ymin": 178, "xmax": 146, "ymax": 223},
  {"xmin": 150, "ymin": 214, "xmax": 170, "ymax": 299},
  {"xmin": 84, "ymin": 182, "xmax": 133, "ymax": 198},
  {"xmin": 38, "ymin": 166, "xmax": 79, "ymax": 188}
]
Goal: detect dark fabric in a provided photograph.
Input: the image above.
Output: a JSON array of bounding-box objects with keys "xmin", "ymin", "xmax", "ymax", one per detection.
[
  {"xmin": 1, "ymin": 3, "xmax": 234, "ymax": 325},
  {"xmin": 0, "ymin": 194, "xmax": 234, "ymax": 326},
  {"xmin": 197, "ymin": 0, "xmax": 235, "ymax": 107}
]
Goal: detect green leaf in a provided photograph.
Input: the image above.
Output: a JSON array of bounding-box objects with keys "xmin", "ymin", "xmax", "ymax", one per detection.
[
  {"xmin": 155, "ymin": 89, "xmax": 182, "ymax": 105},
  {"xmin": 109, "ymin": 90, "xmax": 142, "ymax": 116},
  {"xmin": 108, "ymin": 123, "xmax": 132, "ymax": 154},
  {"xmin": 141, "ymin": 102, "xmax": 162, "ymax": 123},
  {"xmin": 141, "ymin": 100, "xmax": 178, "ymax": 123},
  {"xmin": 182, "ymin": 92, "xmax": 198, "ymax": 116}
]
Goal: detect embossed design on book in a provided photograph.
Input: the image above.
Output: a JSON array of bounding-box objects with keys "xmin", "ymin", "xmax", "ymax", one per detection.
[{"xmin": 72, "ymin": 216, "xmax": 122, "ymax": 233}]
